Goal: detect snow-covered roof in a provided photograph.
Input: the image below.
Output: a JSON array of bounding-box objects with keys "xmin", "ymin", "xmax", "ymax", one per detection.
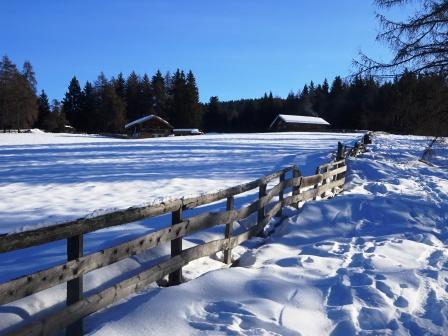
[
  {"xmin": 125, "ymin": 115, "xmax": 172, "ymax": 129},
  {"xmin": 270, "ymin": 114, "xmax": 330, "ymax": 128}
]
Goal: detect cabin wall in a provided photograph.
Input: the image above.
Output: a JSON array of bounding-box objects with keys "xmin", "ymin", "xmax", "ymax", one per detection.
[
  {"xmin": 272, "ymin": 120, "xmax": 328, "ymax": 132},
  {"xmin": 126, "ymin": 119, "xmax": 173, "ymax": 138}
]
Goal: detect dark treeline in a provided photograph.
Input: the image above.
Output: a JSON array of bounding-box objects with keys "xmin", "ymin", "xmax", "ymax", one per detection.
[
  {"xmin": 0, "ymin": 56, "xmax": 39, "ymax": 131},
  {"xmin": 1, "ymin": 55, "xmax": 447, "ymax": 136},
  {"xmin": 0, "ymin": 55, "xmax": 201, "ymax": 132},
  {"xmin": 60, "ymin": 68, "xmax": 201, "ymax": 133},
  {"xmin": 203, "ymin": 74, "xmax": 448, "ymax": 136}
]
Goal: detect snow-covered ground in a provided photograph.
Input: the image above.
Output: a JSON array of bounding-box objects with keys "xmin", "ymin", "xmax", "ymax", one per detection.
[
  {"xmin": 0, "ymin": 131, "xmax": 361, "ymax": 333},
  {"xmin": 0, "ymin": 131, "xmax": 359, "ymax": 234},
  {"xmin": 81, "ymin": 134, "xmax": 447, "ymax": 335},
  {"xmin": 2, "ymin": 132, "xmax": 447, "ymax": 335}
]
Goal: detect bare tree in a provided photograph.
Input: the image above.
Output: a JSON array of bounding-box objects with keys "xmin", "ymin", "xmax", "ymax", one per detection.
[{"xmin": 355, "ymin": 0, "xmax": 448, "ymax": 77}]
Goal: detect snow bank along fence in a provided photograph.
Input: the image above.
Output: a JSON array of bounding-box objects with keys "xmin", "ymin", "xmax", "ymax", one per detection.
[{"xmin": 0, "ymin": 133, "xmax": 371, "ymax": 336}]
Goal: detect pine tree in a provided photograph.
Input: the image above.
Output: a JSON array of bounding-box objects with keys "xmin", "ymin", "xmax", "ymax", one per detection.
[
  {"xmin": 41, "ymin": 99, "xmax": 65, "ymax": 132},
  {"xmin": 203, "ymin": 96, "xmax": 223, "ymax": 131},
  {"xmin": 185, "ymin": 70, "xmax": 202, "ymax": 128},
  {"xmin": 113, "ymin": 73, "xmax": 126, "ymax": 101},
  {"xmin": 36, "ymin": 90, "xmax": 51, "ymax": 129},
  {"xmin": 125, "ymin": 71, "xmax": 141, "ymax": 121},
  {"xmin": 168, "ymin": 69, "xmax": 187, "ymax": 127},
  {"xmin": 140, "ymin": 74, "xmax": 154, "ymax": 116},
  {"xmin": 62, "ymin": 76, "xmax": 82, "ymax": 129},
  {"xmin": 100, "ymin": 84, "xmax": 126, "ymax": 133},
  {"xmin": 0, "ymin": 56, "xmax": 18, "ymax": 131},
  {"xmin": 22, "ymin": 61, "xmax": 37, "ymax": 93},
  {"xmin": 151, "ymin": 70, "xmax": 168, "ymax": 119},
  {"xmin": 80, "ymin": 81, "xmax": 97, "ymax": 132}
]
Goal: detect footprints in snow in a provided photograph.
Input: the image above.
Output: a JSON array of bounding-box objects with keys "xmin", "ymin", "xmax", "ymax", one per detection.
[{"xmin": 188, "ymin": 300, "xmax": 300, "ymax": 336}]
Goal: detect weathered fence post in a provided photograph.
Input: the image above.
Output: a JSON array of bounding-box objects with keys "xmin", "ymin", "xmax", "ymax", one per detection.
[
  {"xmin": 169, "ymin": 207, "xmax": 183, "ymax": 285},
  {"xmin": 337, "ymin": 142, "xmax": 344, "ymax": 160},
  {"xmin": 313, "ymin": 166, "xmax": 321, "ymax": 201},
  {"xmin": 363, "ymin": 132, "xmax": 372, "ymax": 144},
  {"xmin": 292, "ymin": 168, "xmax": 301, "ymax": 208},
  {"xmin": 320, "ymin": 166, "xmax": 328, "ymax": 198},
  {"xmin": 223, "ymin": 196, "xmax": 234, "ymax": 264},
  {"xmin": 257, "ymin": 181, "xmax": 267, "ymax": 234},
  {"xmin": 276, "ymin": 172, "xmax": 285, "ymax": 217},
  {"xmin": 66, "ymin": 234, "xmax": 84, "ymax": 336},
  {"xmin": 352, "ymin": 142, "xmax": 360, "ymax": 157}
]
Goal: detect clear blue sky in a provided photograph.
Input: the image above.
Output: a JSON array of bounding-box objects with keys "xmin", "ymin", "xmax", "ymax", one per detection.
[{"xmin": 0, "ymin": 1, "xmax": 402, "ymax": 102}]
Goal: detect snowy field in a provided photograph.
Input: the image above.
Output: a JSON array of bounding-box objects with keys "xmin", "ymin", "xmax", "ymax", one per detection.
[
  {"xmin": 0, "ymin": 130, "xmax": 360, "ymax": 234},
  {"xmin": 2, "ymin": 132, "xmax": 447, "ymax": 335},
  {"xmin": 0, "ymin": 131, "xmax": 361, "ymax": 333},
  {"xmin": 82, "ymin": 134, "xmax": 447, "ymax": 335}
]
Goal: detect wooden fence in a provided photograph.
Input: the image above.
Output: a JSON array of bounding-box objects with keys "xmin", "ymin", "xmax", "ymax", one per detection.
[{"xmin": 0, "ymin": 133, "xmax": 371, "ymax": 336}]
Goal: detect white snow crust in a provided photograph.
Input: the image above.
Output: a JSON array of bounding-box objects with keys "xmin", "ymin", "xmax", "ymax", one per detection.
[{"xmin": 1, "ymin": 132, "xmax": 447, "ymax": 335}]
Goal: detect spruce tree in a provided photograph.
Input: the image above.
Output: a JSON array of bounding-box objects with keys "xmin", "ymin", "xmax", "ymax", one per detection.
[
  {"xmin": 62, "ymin": 76, "xmax": 82, "ymax": 129},
  {"xmin": 140, "ymin": 73, "xmax": 154, "ymax": 116},
  {"xmin": 125, "ymin": 71, "xmax": 141, "ymax": 121},
  {"xmin": 151, "ymin": 70, "xmax": 168, "ymax": 119},
  {"xmin": 203, "ymin": 96, "xmax": 223, "ymax": 131},
  {"xmin": 22, "ymin": 61, "xmax": 37, "ymax": 93},
  {"xmin": 36, "ymin": 90, "xmax": 51, "ymax": 129},
  {"xmin": 41, "ymin": 99, "xmax": 65, "ymax": 132},
  {"xmin": 185, "ymin": 70, "xmax": 202, "ymax": 128},
  {"xmin": 168, "ymin": 69, "xmax": 187, "ymax": 127},
  {"xmin": 80, "ymin": 81, "xmax": 97, "ymax": 132},
  {"xmin": 113, "ymin": 73, "xmax": 126, "ymax": 101},
  {"xmin": 101, "ymin": 84, "xmax": 126, "ymax": 133}
]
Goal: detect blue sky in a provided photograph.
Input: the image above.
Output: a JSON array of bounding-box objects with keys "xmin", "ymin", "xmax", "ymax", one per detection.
[{"xmin": 0, "ymin": 1, "xmax": 404, "ymax": 102}]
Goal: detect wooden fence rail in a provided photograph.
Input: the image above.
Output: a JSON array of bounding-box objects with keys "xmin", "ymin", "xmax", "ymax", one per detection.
[{"xmin": 0, "ymin": 132, "xmax": 371, "ymax": 336}]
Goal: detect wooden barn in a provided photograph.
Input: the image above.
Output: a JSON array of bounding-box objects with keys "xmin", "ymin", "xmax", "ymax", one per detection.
[
  {"xmin": 269, "ymin": 114, "xmax": 330, "ymax": 132},
  {"xmin": 125, "ymin": 115, "xmax": 173, "ymax": 138}
]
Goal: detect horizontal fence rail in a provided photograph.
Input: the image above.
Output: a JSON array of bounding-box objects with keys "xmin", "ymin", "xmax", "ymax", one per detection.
[{"xmin": 0, "ymin": 132, "xmax": 371, "ymax": 336}]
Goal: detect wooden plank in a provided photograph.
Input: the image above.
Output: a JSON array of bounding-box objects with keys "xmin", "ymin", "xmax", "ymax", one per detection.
[
  {"xmin": 0, "ymin": 199, "xmax": 183, "ymax": 254},
  {"xmin": 300, "ymin": 174, "xmax": 323, "ymax": 188},
  {"xmin": 66, "ymin": 234, "xmax": 83, "ymax": 336},
  {"xmin": 258, "ymin": 177, "xmax": 292, "ymax": 210},
  {"xmin": 336, "ymin": 161, "xmax": 346, "ymax": 182},
  {"xmin": 321, "ymin": 165, "xmax": 346, "ymax": 179},
  {"xmin": 284, "ymin": 178, "xmax": 345, "ymax": 206},
  {"xmin": 181, "ymin": 165, "xmax": 294, "ymax": 210},
  {"xmin": 318, "ymin": 158, "xmax": 345, "ymax": 172},
  {"xmin": 169, "ymin": 208, "xmax": 183, "ymax": 286},
  {"xmin": 223, "ymin": 196, "xmax": 234, "ymax": 264},
  {"xmin": 0, "ymin": 166, "xmax": 296, "ymax": 254}
]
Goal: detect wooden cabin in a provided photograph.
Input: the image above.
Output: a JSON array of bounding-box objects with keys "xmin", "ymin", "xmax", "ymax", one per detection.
[
  {"xmin": 125, "ymin": 115, "xmax": 173, "ymax": 138},
  {"xmin": 269, "ymin": 114, "xmax": 330, "ymax": 132}
]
